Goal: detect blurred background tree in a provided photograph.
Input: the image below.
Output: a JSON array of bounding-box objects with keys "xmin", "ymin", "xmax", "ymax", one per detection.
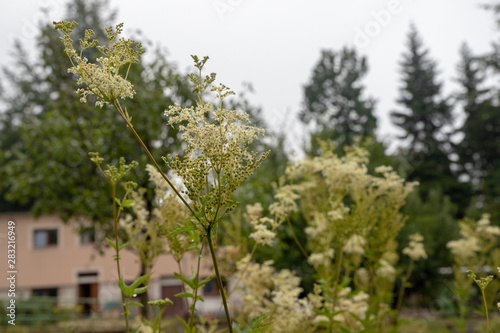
[
  {"xmin": 0, "ymin": 0, "xmax": 195, "ymax": 233},
  {"xmin": 300, "ymin": 47, "xmax": 377, "ymax": 154},
  {"xmin": 390, "ymin": 25, "xmax": 469, "ymax": 215}
]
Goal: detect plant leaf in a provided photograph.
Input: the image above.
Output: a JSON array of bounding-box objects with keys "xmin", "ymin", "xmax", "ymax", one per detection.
[
  {"xmin": 129, "ymin": 272, "xmax": 153, "ymax": 290},
  {"xmin": 133, "ymin": 285, "xmax": 149, "ymax": 295},
  {"xmin": 175, "ymin": 272, "xmax": 195, "ymax": 289},
  {"xmin": 128, "ymin": 301, "xmax": 144, "ymax": 307},
  {"xmin": 122, "ymin": 199, "xmax": 134, "ymax": 207},
  {"xmin": 106, "ymin": 237, "xmax": 117, "ymax": 251}
]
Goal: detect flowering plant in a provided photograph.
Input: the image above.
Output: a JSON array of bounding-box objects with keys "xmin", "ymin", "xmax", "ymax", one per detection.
[{"xmin": 54, "ymin": 21, "xmax": 268, "ymax": 333}]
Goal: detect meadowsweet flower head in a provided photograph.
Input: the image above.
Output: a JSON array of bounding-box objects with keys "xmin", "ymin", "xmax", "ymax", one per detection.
[
  {"xmin": 268, "ymin": 184, "xmax": 300, "ymax": 224},
  {"xmin": 322, "ymin": 287, "xmax": 370, "ymax": 330},
  {"xmin": 467, "ymin": 270, "xmax": 494, "ymax": 291},
  {"xmin": 54, "ymin": 21, "xmax": 144, "ymax": 107},
  {"xmin": 343, "ymin": 234, "xmax": 367, "ymax": 255},
  {"xmin": 447, "ymin": 235, "xmax": 480, "ymax": 263},
  {"xmin": 376, "ymin": 259, "xmax": 396, "ymax": 282},
  {"xmin": 163, "ymin": 56, "xmax": 269, "ymax": 227},
  {"xmin": 145, "ymin": 164, "xmax": 191, "ymax": 261},
  {"xmin": 119, "ymin": 187, "xmax": 165, "ymax": 271},
  {"xmin": 475, "ymin": 213, "xmax": 500, "ymax": 237},
  {"xmin": 249, "ymin": 224, "xmax": 276, "ymax": 246},
  {"xmin": 307, "ymin": 249, "xmax": 335, "ymax": 268},
  {"xmin": 403, "ymin": 233, "xmax": 428, "ymax": 261},
  {"xmin": 356, "ymin": 267, "xmax": 370, "ymax": 289},
  {"xmin": 244, "ymin": 202, "xmax": 264, "ymax": 227}
]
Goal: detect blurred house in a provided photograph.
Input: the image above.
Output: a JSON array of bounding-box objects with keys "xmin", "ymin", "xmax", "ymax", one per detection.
[{"xmin": 0, "ymin": 212, "xmax": 224, "ymax": 318}]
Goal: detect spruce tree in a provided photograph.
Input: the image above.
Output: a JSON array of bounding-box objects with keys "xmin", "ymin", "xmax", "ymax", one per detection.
[
  {"xmin": 300, "ymin": 47, "xmax": 377, "ymax": 152},
  {"xmin": 456, "ymin": 43, "xmax": 492, "ymax": 192},
  {"xmin": 391, "ymin": 25, "xmax": 466, "ymax": 209}
]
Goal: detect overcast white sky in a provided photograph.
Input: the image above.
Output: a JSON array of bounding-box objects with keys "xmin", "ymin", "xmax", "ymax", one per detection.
[{"xmin": 1, "ymin": 0, "xmax": 497, "ymax": 154}]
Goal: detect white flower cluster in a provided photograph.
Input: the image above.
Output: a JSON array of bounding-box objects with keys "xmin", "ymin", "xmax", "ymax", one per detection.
[
  {"xmin": 54, "ymin": 21, "xmax": 144, "ymax": 107},
  {"xmin": 307, "ymin": 248, "xmax": 335, "ymax": 268},
  {"xmin": 249, "ymin": 224, "xmax": 276, "ymax": 246},
  {"xmin": 376, "ymin": 258, "xmax": 396, "ymax": 282},
  {"xmin": 119, "ymin": 187, "xmax": 165, "ymax": 271},
  {"xmin": 343, "ymin": 234, "xmax": 367, "ymax": 255},
  {"xmin": 163, "ymin": 63, "xmax": 269, "ymax": 225},
  {"xmin": 447, "ymin": 214, "xmax": 499, "ymax": 264},
  {"xmin": 402, "ymin": 233, "xmax": 428, "ymax": 261},
  {"xmin": 269, "ymin": 184, "xmax": 300, "ymax": 224},
  {"xmin": 145, "ymin": 165, "xmax": 192, "ymax": 262},
  {"xmin": 244, "ymin": 203, "xmax": 278, "ymax": 246},
  {"xmin": 447, "ymin": 237, "xmax": 480, "ymax": 261},
  {"xmin": 313, "ymin": 287, "xmax": 370, "ymax": 330},
  {"xmin": 476, "ymin": 213, "xmax": 500, "ymax": 237},
  {"xmin": 235, "ymin": 256, "xmax": 312, "ymax": 333}
]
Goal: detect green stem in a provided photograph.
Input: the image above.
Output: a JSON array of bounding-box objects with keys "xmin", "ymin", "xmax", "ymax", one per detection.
[
  {"xmin": 481, "ymin": 288, "xmax": 493, "ymax": 333},
  {"xmin": 112, "ymin": 100, "xmax": 199, "ymax": 222},
  {"xmin": 333, "ymin": 251, "xmax": 343, "ymax": 302},
  {"xmin": 286, "ymin": 218, "xmax": 308, "ymax": 259},
  {"xmin": 177, "ymin": 261, "xmax": 191, "ymax": 320},
  {"xmin": 112, "ymin": 184, "xmax": 129, "ymax": 333},
  {"xmin": 207, "ymin": 224, "xmax": 233, "ymax": 332},
  {"xmin": 188, "ymin": 241, "xmax": 205, "ymax": 329},
  {"xmin": 396, "ymin": 260, "xmax": 414, "ymax": 315},
  {"xmin": 226, "ymin": 243, "xmax": 257, "ymax": 299}
]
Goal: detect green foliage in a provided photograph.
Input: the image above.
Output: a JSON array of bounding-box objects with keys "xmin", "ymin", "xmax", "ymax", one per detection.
[
  {"xmin": 398, "ymin": 188, "xmax": 458, "ymax": 304},
  {"xmin": 119, "ymin": 273, "xmax": 153, "ymax": 299},
  {"xmin": 0, "ymin": 0, "xmax": 195, "ymax": 234},
  {"xmin": 232, "ymin": 311, "xmax": 273, "ymax": 333},
  {"xmin": 456, "ymin": 41, "xmax": 500, "ymax": 222},
  {"xmin": 390, "ymin": 25, "xmax": 468, "ymax": 213},
  {"xmin": 301, "ymin": 48, "xmax": 377, "ymax": 151}
]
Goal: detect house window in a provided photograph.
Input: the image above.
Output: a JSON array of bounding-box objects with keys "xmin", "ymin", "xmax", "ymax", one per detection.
[
  {"xmin": 203, "ymin": 278, "xmax": 227, "ymax": 296},
  {"xmin": 80, "ymin": 228, "xmax": 95, "ymax": 245},
  {"xmin": 32, "ymin": 288, "xmax": 58, "ymax": 297},
  {"xmin": 34, "ymin": 229, "xmax": 58, "ymax": 248}
]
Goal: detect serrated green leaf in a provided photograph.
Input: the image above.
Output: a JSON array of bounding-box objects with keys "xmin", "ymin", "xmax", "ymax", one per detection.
[
  {"xmin": 133, "ymin": 285, "xmax": 149, "ymax": 295},
  {"xmin": 168, "ymin": 224, "xmax": 197, "ymax": 237},
  {"xmin": 174, "ymin": 292, "xmax": 204, "ymax": 302},
  {"xmin": 174, "ymin": 292, "xmax": 194, "ymax": 298},
  {"xmin": 233, "ymin": 311, "xmax": 273, "ymax": 333},
  {"xmin": 198, "ymin": 276, "xmax": 213, "ymax": 288},
  {"xmin": 118, "ymin": 278, "xmax": 133, "ymax": 298},
  {"xmin": 106, "ymin": 237, "xmax": 117, "ymax": 251},
  {"xmin": 129, "ymin": 272, "xmax": 153, "ymax": 290},
  {"xmin": 118, "ymin": 242, "xmax": 129, "ymax": 251},
  {"xmin": 249, "ymin": 323, "xmax": 273, "ymax": 332},
  {"xmin": 175, "ymin": 272, "xmax": 195, "ymax": 289},
  {"xmin": 127, "ymin": 301, "xmax": 144, "ymax": 307},
  {"xmin": 232, "ymin": 322, "xmax": 243, "ymax": 332},
  {"xmin": 189, "ymin": 229, "xmax": 200, "ymax": 244},
  {"xmin": 339, "ymin": 326, "xmax": 351, "ymax": 333},
  {"xmin": 122, "ymin": 199, "xmax": 134, "ymax": 207},
  {"xmin": 177, "ymin": 315, "xmax": 193, "ymax": 333},
  {"xmin": 246, "ymin": 311, "xmax": 272, "ymax": 328}
]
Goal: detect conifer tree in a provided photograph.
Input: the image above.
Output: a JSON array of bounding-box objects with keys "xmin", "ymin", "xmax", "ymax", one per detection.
[
  {"xmin": 301, "ymin": 47, "xmax": 377, "ymax": 152},
  {"xmin": 391, "ymin": 25, "xmax": 466, "ymax": 208}
]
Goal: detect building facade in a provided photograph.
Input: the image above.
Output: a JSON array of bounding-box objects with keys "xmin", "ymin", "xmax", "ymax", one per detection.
[{"xmin": 0, "ymin": 212, "xmax": 220, "ymax": 317}]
